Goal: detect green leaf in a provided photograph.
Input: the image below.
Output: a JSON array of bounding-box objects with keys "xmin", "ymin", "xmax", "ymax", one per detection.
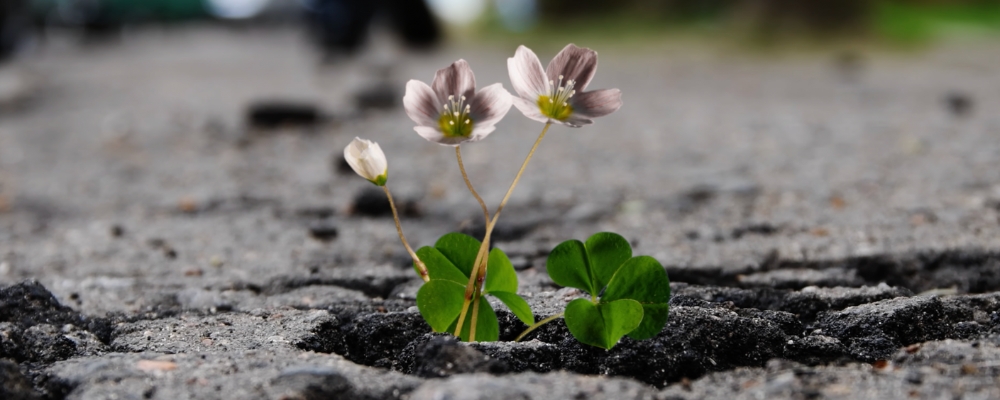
[
  {"xmin": 416, "ymin": 280, "xmax": 466, "ymax": 332},
  {"xmin": 564, "ymin": 298, "xmax": 643, "ymax": 349},
  {"xmin": 484, "ymin": 247, "xmax": 518, "ymax": 294},
  {"xmin": 448, "ymin": 297, "xmax": 500, "ymax": 342},
  {"xmin": 602, "ymin": 256, "xmax": 671, "ymax": 340},
  {"xmin": 585, "ymin": 232, "xmax": 633, "ymax": 294},
  {"xmin": 546, "ymin": 232, "xmax": 633, "ymax": 297},
  {"xmin": 434, "ymin": 232, "xmax": 482, "ymax": 278},
  {"xmin": 488, "ymin": 291, "xmax": 534, "ymax": 326},
  {"xmin": 415, "ymin": 246, "xmax": 468, "ymax": 285},
  {"xmin": 546, "ymin": 240, "xmax": 596, "ymax": 295}
]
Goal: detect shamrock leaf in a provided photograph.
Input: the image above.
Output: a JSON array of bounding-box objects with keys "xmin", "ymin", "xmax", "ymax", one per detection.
[
  {"xmin": 546, "ymin": 232, "xmax": 670, "ymax": 348},
  {"xmin": 546, "ymin": 232, "xmax": 632, "ymax": 297},
  {"xmin": 563, "ymin": 298, "xmax": 643, "ymax": 350},
  {"xmin": 414, "ymin": 232, "xmax": 534, "ymax": 341},
  {"xmin": 602, "ymin": 256, "xmax": 671, "ymax": 340}
]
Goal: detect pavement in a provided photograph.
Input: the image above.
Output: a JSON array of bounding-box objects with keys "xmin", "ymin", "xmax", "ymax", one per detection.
[{"xmin": 2, "ymin": 24, "xmax": 1000, "ymax": 399}]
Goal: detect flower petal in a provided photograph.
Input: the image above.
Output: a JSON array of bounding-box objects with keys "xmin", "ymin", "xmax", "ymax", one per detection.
[
  {"xmin": 344, "ymin": 137, "xmax": 388, "ymax": 184},
  {"xmin": 546, "ymin": 43, "xmax": 598, "ymax": 92},
  {"xmin": 403, "ymin": 79, "xmax": 441, "ymax": 127},
  {"xmin": 558, "ymin": 115, "xmax": 593, "ymax": 128},
  {"xmin": 468, "ymin": 83, "xmax": 512, "ymax": 132},
  {"xmin": 468, "ymin": 124, "xmax": 497, "ymax": 142},
  {"xmin": 415, "ymin": 126, "xmax": 467, "ymax": 147},
  {"xmin": 508, "ymin": 45, "xmax": 548, "ymax": 99},
  {"xmin": 511, "ymin": 96, "xmax": 550, "ymax": 124},
  {"xmin": 570, "ymin": 88, "xmax": 622, "ymax": 119},
  {"xmin": 432, "ymin": 59, "xmax": 476, "ymax": 101}
]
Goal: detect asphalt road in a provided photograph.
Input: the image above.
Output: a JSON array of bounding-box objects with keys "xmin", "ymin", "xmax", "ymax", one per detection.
[{"xmin": 2, "ymin": 24, "xmax": 1000, "ymax": 399}]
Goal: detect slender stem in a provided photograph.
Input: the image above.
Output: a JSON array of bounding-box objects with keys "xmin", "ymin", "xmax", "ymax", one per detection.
[
  {"xmin": 454, "ymin": 123, "xmax": 552, "ymax": 337},
  {"xmin": 487, "ymin": 122, "xmax": 552, "ymax": 233},
  {"xmin": 469, "ymin": 288, "xmax": 482, "ymax": 341},
  {"xmin": 383, "ymin": 185, "xmax": 429, "ymax": 282},
  {"xmin": 515, "ymin": 312, "xmax": 564, "ymax": 342},
  {"xmin": 456, "ymin": 146, "xmax": 490, "ymax": 225}
]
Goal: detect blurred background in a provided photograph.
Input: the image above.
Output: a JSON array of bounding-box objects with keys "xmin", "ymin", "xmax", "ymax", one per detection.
[{"xmin": 3, "ymin": 0, "xmax": 1000, "ymax": 292}]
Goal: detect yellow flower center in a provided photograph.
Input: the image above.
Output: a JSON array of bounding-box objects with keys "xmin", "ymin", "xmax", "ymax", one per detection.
[
  {"xmin": 538, "ymin": 75, "xmax": 576, "ymax": 121},
  {"xmin": 438, "ymin": 95, "xmax": 474, "ymax": 138}
]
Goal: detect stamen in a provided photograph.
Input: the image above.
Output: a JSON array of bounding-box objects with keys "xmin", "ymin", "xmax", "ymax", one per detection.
[
  {"xmin": 448, "ymin": 95, "xmax": 454, "ymax": 100},
  {"xmin": 450, "ymin": 121, "xmax": 454, "ymax": 125},
  {"xmin": 465, "ymin": 119, "xmax": 470, "ymax": 124},
  {"xmin": 453, "ymin": 112, "xmax": 459, "ymax": 117}
]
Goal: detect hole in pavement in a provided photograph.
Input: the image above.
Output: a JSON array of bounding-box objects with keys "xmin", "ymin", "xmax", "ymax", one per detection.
[{"xmin": 298, "ymin": 284, "xmax": 1000, "ymax": 388}]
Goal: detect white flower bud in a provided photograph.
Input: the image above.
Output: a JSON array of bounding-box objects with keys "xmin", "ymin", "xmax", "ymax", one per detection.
[{"xmin": 344, "ymin": 137, "xmax": 388, "ymax": 186}]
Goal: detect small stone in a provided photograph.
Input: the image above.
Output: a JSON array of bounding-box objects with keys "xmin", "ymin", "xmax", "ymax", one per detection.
[
  {"xmin": 136, "ymin": 360, "xmax": 177, "ymax": 372},
  {"xmin": 829, "ymin": 195, "xmax": 846, "ymax": 210},
  {"xmin": 411, "ymin": 336, "xmax": 507, "ymax": 378},
  {"xmin": 178, "ymin": 197, "xmax": 199, "ymax": 213},
  {"xmin": 209, "ymin": 256, "xmax": 225, "ymax": 268},
  {"xmin": 961, "ymin": 364, "xmax": 978, "ymax": 375},
  {"xmin": 109, "ymin": 224, "xmax": 125, "ymax": 237},
  {"xmin": 945, "ymin": 92, "xmax": 973, "ymax": 117},
  {"xmin": 184, "ymin": 268, "xmax": 203, "ymax": 277},
  {"xmin": 307, "ymin": 221, "xmax": 339, "ymax": 242},
  {"xmin": 271, "ymin": 366, "xmax": 352, "ymax": 400}
]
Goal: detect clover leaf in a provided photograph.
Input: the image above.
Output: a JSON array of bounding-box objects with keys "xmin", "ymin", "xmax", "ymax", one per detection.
[
  {"xmin": 415, "ymin": 232, "xmax": 534, "ymax": 342},
  {"xmin": 546, "ymin": 232, "xmax": 670, "ymax": 349}
]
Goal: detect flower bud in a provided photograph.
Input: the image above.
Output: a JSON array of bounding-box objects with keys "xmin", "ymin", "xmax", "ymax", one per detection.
[{"xmin": 344, "ymin": 137, "xmax": 388, "ymax": 186}]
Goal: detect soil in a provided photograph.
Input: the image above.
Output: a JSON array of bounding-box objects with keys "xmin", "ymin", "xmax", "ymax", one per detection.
[{"xmin": 3, "ymin": 24, "xmax": 1000, "ymax": 399}]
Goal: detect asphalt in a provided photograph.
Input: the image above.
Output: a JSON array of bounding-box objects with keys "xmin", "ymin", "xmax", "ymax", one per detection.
[{"xmin": 2, "ymin": 24, "xmax": 1000, "ymax": 399}]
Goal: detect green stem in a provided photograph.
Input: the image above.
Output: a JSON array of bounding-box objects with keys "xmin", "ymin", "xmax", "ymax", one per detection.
[
  {"xmin": 383, "ymin": 185, "xmax": 428, "ymax": 282},
  {"xmin": 454, "ymin": 123, "xmax": 552, "ymax": 337},
  {"xmin": 515, "ymin": 313, "xmax": 564, "ymax": 342}
]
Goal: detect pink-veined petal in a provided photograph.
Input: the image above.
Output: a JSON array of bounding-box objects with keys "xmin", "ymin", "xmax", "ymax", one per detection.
[
  {"xmin": 546, "ymin": 44, "xmax": 598, "ymax": 92},
  {"xmin": 511, "ymin": 96, "xmax": 550, "ymax": 124},
  {"xmin": 508, "ymin": 45, "xmax": 548, "ymax": 99},
  {"xmin": 468, "ymin": 124, "xmax": 497, "ymax": 142},
  {"xmin": 403, "ymin": 80, "xmax": 441, "ymax": 127},
  {"xmin": 432, "ymin": 59, "xmax": 477, "ymax": 102},
  {"xmin": 415, "ymin": 126, "xmax": 467, "ymax": 147},
  {"xmin": 558, "ymin": 114, "xmax": 593, "ymax": 128},
  {"xmin": 468, "ymin": 83, "xmax": 512, "ymax": 131},
  {"xmin": 570, "ymin": 88, "xmax": 622, "ymax": 119}
]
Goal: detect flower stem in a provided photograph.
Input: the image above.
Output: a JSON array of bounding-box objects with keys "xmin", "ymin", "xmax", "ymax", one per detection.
[
  {"xmin": 515, "ymin": 312, "xmax": 564, "ymax": 342},
  {"xmin": 453, "ymin": 122, "xmax": 552, "ymax": 337},
  {"xmin": 455, "ymin": 146, "xmax": 490, "ymax": 225},
  {"xmin": 469, "ymin": 287, "xmax": 482, "ymax": 341},
  {"xmin": 383, "ymin": 185, "xmax": 429, "ymax": 282}
]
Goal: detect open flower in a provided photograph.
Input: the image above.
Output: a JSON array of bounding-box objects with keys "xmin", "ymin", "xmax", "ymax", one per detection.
[
  {"xmin": 403, "ymin": 60, "xmax": 513, "ymax": 146},
  {"xmin": 344, "ymin": 137, "xmax": 388, "ymax": 186},
  {"xmin": 508, "ymin": 44, "xmax": 622, "ymax": 127}
]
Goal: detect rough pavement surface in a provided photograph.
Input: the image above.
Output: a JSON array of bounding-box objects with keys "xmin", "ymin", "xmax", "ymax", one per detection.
[{"xmin": 2, "ymin": 24, "xmax": 1000, "ymax": 399}]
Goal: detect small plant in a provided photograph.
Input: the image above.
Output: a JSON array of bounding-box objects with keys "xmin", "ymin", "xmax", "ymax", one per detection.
[{"xmin": 344, "ymin": 44, "xmax": 669, "ymax": 349}]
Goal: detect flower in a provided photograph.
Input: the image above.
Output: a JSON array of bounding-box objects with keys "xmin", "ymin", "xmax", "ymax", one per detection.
[
  {"xmin": 508, "ymin": 44, "xmax": 622, "ymax": 127},
  {"xmin": 403, "ymin": 59, "xmax": 513, "ymax": 146},
  {"xmin": 344, "ymin": 137, "xmax": 388, "ymax": 186}
]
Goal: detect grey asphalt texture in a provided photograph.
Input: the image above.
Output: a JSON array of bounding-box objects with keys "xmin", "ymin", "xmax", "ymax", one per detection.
[{"xmin": 3, "ymin": 24, "xmax": 1000, "ymax": 399}]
